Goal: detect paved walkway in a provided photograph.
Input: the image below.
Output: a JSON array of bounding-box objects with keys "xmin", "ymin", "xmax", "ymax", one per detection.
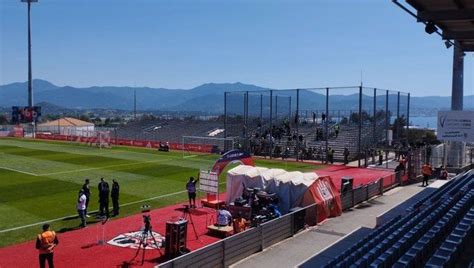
[{"xmin": 231, "ymin": 182, "xmax": 440, "ymax": 268}]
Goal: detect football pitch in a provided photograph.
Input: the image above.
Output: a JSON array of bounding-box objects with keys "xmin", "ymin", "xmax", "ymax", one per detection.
[{"xmin": 0, "ymin": 138, "xmax": 321, "ymax": 247}]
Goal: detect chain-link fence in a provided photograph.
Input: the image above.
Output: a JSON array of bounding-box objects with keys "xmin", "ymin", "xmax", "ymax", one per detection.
[{"xmin": 224, "ymin": 87, "xmax": 411, "ymax": 167}]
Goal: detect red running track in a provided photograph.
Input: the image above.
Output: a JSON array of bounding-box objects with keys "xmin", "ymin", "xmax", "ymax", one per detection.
[
  {"xmin": 0, "ymin": 201, "xmax": 222, "ymax": 268},
  {"xmin": 0, "ymin": 165, "xmax": 393, "ymax": 267},
  {"xmin": 316, "ymin": 165, "xmax": 394, "ymax": 191}
]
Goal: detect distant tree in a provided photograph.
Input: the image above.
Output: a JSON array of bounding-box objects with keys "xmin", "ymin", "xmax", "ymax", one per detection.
[
  {"xmin": 104, "ymin": 118, "xmax": 111, "ymax": 126},
  {"xmin": 392, "ymin": 116, "xmax": 407, "ymax": 139},
  {"xmin": 0, "ymin": 114, "xmax": 8, "ymax": 125},
  {"xmin": 349, "ymin": 111, "xmax": 370, "ymax": 124},
  {"xmin": 93, "ymin": 117, "xmax": 102, "ymax": 126},
  {"xmin": 79, "ymin": 114, "xmax": 90, "ymax": 122}
]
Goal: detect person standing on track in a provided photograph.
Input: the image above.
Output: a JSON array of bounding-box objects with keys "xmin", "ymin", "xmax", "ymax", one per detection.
[
  {"xmin": 77, "ymin": 189, "xmax": 87, "ymax": 228},
  {"xmin": 82, "ymin": 179, "xmax": 91, "ymax": 217},
  {"xmin": 98, "ymin": 178, "xmax": 110, "ymax": 218},
  {"xmin": 186, "ymin": 175, "xmax": 199, "ymax": 208},
  {"xmin": 36, "ymin": 223, "xmax": 59, "ymax": 268},
  {"xmin": 111, "ymin": 179, "xmax": 120, "ymax": 217}
]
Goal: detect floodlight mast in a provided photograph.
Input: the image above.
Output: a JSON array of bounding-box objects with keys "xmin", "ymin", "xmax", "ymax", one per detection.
[{"xmin": 21, "ymin": 0, "xmax": 38, "ymax": 107}]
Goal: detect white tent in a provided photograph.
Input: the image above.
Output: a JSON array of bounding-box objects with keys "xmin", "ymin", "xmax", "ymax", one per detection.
[
  {"xmin": 225, "ymin": 165, "xmax": 268, "ymax": 204},
  {"xmin": 226, "ymin": 165, "xmax": 319, "ymax": 213}
]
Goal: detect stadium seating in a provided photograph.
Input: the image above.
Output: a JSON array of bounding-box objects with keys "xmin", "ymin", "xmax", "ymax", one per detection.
[
  {"xmin": 115, "ymin": 118, "xmax": 225, "ymax": 143},
  {"xmin": 322, "ymin": 170, "xmax": 474, "ymax": 268}
]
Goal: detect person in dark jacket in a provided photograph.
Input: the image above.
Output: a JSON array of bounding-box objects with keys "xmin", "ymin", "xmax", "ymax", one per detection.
[
  {"xmin": 111, "ymin": 179, "xmax": 120, "ymax": 216},
  {"xmin": 98, "ymin": 178, "xmax": 110, "ymax": 218}
]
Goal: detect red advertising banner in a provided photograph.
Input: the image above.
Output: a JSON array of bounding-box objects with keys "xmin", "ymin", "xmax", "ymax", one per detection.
[{"xmin": 34, "ymin": 134, "xmax": 214, "ymax": 153}]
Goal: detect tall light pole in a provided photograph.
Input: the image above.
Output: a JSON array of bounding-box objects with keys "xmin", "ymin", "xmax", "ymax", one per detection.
[{"xmin": 21, "ymin": 0, "xmax": 38, "ymax": 107}]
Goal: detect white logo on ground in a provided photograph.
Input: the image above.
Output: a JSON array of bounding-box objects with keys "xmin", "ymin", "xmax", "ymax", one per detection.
[{"xmin": 107, "ymin": 231, "xmax": 165, "ymax": 249}]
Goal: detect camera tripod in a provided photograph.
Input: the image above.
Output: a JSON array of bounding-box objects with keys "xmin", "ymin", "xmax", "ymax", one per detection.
[
  {"xmin": 130, "ymin": 219, "xmax": 162, "ymax": 265},
  {"xmin": 182, "ymin": 205, "xmax": 199, "ymax": 240}
]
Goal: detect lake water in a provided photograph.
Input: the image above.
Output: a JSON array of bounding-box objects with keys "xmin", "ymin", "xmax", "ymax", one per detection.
[{"xmin": 409, "ymin": 116, "xmax": 437, "ymax": 129}]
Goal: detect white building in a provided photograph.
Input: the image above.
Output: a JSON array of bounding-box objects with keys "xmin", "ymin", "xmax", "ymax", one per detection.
[{"xmin": 37, "ymin": 117, "xmax": 95, "ymax": 137}]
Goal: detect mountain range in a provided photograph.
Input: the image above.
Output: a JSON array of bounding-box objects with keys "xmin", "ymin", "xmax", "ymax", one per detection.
[{"xmin": 1, "ymin": 79, "xmax": 473, "ymax": 115}]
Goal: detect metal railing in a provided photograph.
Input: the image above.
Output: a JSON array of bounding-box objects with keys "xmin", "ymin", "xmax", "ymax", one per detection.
[
  {"xmin": 341, "ymin": 172, "xmax": 401, "ymax": 210},
  {"xmin": 158, "ymin": 204, "xmax": 317, "ymax": 268}
]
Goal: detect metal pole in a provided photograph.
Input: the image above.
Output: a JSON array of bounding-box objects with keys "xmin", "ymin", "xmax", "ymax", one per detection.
[
  {"xmin": 385, "ymin": 90, "xmax": 389, "ymax": 147},
  {"xmin": 260, "ymin": 94, "xmax": 263, "ymax": 123},
  {"xmin": 406, "ymin": 93, "xmax": 410, "ymax": 145},
  {"xmin": 134, "ymin": 90, "xmax": 137, "ymax": 119},
  {"xmin": 275, "ymin": 95, "xmax": 278, "ymax": 122},
  {"xmin": 451, "ymin": 41, "xmax": 464, "ymax": 111},
  {"xmin": 224, "ymin": 92, "xmax": 227, "ymax": 138},
  {"xmin": 358, "ymin": 86, "xmax": 362, "ymax": 167},
  {"xmin": 289, "ymin": 96, "xmax": 292, "ymax": 120},
  {"xmin": 296, "ymin": 89, "xmax": 300, "ymax": 161},
  {"xmin": 325, "ymin": 88, "xmax": 329, "ymax": 163},
  {"xmin": 373, "ymin": 88, "xmax": 377, "ymax": 144},
  {"xmin": 244, "ymin": 91, "xmax": 248, "ymax": 139},
  {"xmin": 27, "ymin": 0, "xmax": 33, "ymax": 107},
  {"xmin": 269, "ymin": 90, "xmax": 273, "ymax": 159},
  {"xmin": 397, "ymin": 91, "xmax": 400, "ymax": 142}
]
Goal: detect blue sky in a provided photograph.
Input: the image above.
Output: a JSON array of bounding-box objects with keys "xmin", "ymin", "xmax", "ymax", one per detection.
[{"xmin": 1, "ymin": 0, "xmax": 473, "ymax": 96}]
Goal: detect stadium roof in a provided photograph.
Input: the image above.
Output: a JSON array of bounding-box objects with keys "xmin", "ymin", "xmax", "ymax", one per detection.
[
  {"xmin": 401, "ymin": 0, "xmax": 474, "ymax": 51},
  {"xmin": 38, "ymin": 117, "xmax": 94, "ymax": 127}
]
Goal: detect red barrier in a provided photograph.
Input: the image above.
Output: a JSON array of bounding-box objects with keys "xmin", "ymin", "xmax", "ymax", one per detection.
[
  {"xmin": 34, "ymin": 134, "xmax": 214, "ymax": 153},
  {"xmin": 13, "ymin": 126, "xmax": 24, "ymax": 137}
]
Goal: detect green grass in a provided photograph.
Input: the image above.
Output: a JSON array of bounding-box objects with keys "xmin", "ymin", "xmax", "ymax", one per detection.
[{"xmin": 0, "ymin": 138, "xmax": 322, "ymax": 247}]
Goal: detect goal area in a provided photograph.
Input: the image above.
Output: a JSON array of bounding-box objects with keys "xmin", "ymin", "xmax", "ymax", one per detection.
[
  {"xmin": 72, "ymin": 130, "xmax": 111, "ymax": 148},
  {"xmin": 181, "ymin": 136, "xmax": 235, "ymax": 157}
]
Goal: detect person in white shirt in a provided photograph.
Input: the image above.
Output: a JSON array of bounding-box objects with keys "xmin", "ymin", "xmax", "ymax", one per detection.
[
  {"xmin": 216, "ymin": 208, "xmax": 232, "ymax": 227},
  {"xmin": 77, "ymin": 189, "xmax": 87, "ymax": 228}
]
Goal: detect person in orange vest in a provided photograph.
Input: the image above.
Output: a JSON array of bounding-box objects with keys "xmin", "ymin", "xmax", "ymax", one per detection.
[
  {"xmin": 421, "ymin": 162, "xmax": 432, "ymax": 187},
  {"xmin": 35, "ymin": 223, "xmax": 59, "ymax": 268}
]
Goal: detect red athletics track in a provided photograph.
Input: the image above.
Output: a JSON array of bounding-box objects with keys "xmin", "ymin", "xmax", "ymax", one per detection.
[
  {"xmin": 316, "ymin": 165, "xmax": 395, "ymax": 191},
  {"xmin": 0, "ymin": 166, "xmax": 393, "ymax": 267},
  {"xmin": 0, "ymin": 201, "xmax": 222, "ymax": 268}
]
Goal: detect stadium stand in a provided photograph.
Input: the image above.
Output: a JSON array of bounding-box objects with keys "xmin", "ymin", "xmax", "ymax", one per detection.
[
  {"xmin": 302, "ymin": 169, "xmax": 474, "ymax": 268},
  {"xmin": 115, "ymin": 118, "xmax": 224, "ymax": 142}
]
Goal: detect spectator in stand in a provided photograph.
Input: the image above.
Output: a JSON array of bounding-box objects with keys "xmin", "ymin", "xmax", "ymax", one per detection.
[
  {"xmin": 378, "ymin": 150, "xmax": 384, "ymax": 165},
  {"xmin": 321, "ymin": 113, "xmax": 326, "ymax": 123},
  {"xmin": 421, "ymin": 162, "xmax": 433, "ymax": 187},
  {"xmin": 312, "ymin": 112, "xmax": 316, "ymax": 124},
  {"xmin": 111, "ymin": 179, "xmax": 120, "ymax": 216},
  {"xmin": 343, "ymin": 147, "xmax": 349, "ymax": 165},
  {"xmin": 36, "ymin": 223, "xmax": 59, "ymax": 268},
  {"xmin": 77, "ymin": 189, "xmax": 87, "ymax": 228},
  {"xmin": 334, "ymin": 124, "xmax": 340, "ymax": 138},
  {"xmin": 81, "ymin": 179, "xmax": 91, "ymax": 217},
  {"xmin": 327, "ymin": 147, "xmax": 334, "ymax": 164}
]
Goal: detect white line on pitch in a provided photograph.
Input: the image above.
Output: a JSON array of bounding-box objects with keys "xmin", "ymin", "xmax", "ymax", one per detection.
[
  {"xmin": 0, "ymin": 167, "xmax": 38, "ymax": 177},
  {"xmin": 183, "ymin": 155, "xmax": 198, "ymax": 159},
  {"xmin": 0, "ymin": 182, "xmax": 225, "ymax": 233},
  {"xmin": 39, "ymin": 158, "xmax": 172, "ymax": 176}
]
